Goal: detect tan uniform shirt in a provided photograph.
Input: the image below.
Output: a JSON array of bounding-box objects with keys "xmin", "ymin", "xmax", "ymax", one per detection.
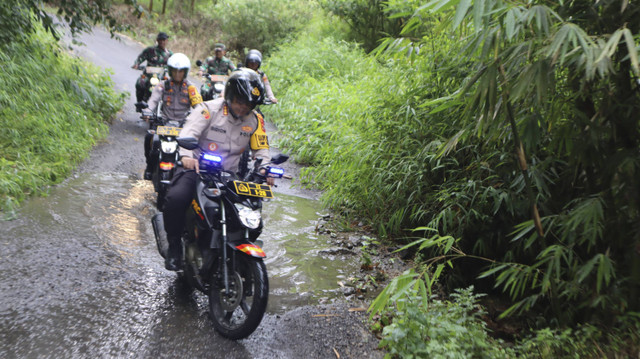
[
  {"xmin": 178, "ymin": 98, "xmax": 270, "ymax": 172},
  {"xmin": 148, "ymin": 80, "xmax": 202, "ymax": 122}
]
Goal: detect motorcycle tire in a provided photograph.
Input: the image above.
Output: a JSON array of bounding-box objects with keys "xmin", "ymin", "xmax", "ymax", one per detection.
[
  {"xmin": 209, "ymin": 255, "xmax": 268, "ymax": 340},
  {"xmin": 156, "ymin": 188, "xmax": 166, "ymax": 211},
  {"xmin": 180, "ymin": 243, "xmax": 203, "ymax": 292}
]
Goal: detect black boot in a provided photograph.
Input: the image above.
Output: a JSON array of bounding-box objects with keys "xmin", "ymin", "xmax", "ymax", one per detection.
[
  {"xmin": 165, "ymin": 236, "xmax": 183, "ymax": 271},
  {"xmin": 144, "ymin": 166, "xmax": 153, "ymax": 180}
]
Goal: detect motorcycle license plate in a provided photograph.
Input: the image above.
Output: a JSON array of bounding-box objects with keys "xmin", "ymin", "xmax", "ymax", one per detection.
[
  {"xmin": 156, "ymin": 126, "xmax": 181, "ymax": 136},
  {"xmin": 233, "ymin": 181, "xmax": 273, "ymax": 198}
]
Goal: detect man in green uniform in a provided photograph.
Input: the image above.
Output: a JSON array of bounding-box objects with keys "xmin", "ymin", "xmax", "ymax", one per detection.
[
  {"xmin": 198, "ymin": 43, "xmax": 236, "ymax": 100},
  {"xmin": 132, "ymin": 32, "xmax": 173, "ymax": 103}
]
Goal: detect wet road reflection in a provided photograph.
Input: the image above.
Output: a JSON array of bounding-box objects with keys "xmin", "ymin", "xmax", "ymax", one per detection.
[{"xmin": 0, "ymin": 173, "xmax": 358, "ymax": 357}]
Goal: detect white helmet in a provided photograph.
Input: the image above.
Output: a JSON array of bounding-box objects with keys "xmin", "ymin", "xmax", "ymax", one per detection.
[{"xmin": 167, "ymin": 53, "xmax": 191, "ymax": 80}]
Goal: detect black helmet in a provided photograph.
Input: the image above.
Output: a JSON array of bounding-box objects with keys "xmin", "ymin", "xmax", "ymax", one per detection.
[
  {"xmin": 244, "ymin": 49, "xmax": 263, "ymax": 69},
  {"xmin": 157, "ymin": 32, "xmax": 169, "ymax": 41},
  {"xmin": 224, "ymin": 68, "xmax": 265, "ymax": 109}
]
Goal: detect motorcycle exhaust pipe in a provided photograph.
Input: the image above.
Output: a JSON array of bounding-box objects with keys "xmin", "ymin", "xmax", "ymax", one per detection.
[{"xmin": 151, "ymin": 213, "xmax": 169, "ymax": 259}]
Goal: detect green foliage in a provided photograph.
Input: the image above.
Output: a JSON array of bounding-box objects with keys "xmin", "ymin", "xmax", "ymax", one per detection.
[
  {"xmin": 372, "ymin": 0, "xmax": 640, "ymax": 324},
  {"xmin": 319, "ymin": 0, "xmax": 410, "ymax": 52},
  {"xmin": 197, "ymin": 0, "xmax": 315, "ymax": 56},
  {"xmin": 375, "ymin": 285, "xmax": 513, "ymax": 359},
  {"xmin": 0, "ymin": 0, "xmax": 141, "ymax": 44},
  {"xmin": 0, "ymin": 27, "xmax": 124, "ymax": 215},
  {"xmin": 266, "ymin": 0, "xmax": 640, "ymax": 334}
]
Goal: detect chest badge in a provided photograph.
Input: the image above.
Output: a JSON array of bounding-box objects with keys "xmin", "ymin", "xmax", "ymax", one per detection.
[{"xmin": 208, "ymin": 142, "xmax": 218, "ymax": 151}]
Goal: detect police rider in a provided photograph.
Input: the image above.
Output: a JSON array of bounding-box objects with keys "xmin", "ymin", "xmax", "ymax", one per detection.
[
  {"xmin": 244, "ymin": 49, "xmax": 278, "ymax": 104},
  {"xmin": 162, "ymin": 69, "xmax": 274, "ymax": 271},
  {"xmin": 142, "ymin": 53, "xmax": 203, "ymax": 180}
]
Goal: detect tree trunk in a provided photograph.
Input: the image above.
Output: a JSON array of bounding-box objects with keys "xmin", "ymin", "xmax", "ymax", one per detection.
[
  {"xmin": 191, "ymin": 0, "xmax": 195, "ymax": 14},
  {"xmin": 149, "ymin": 0, "xmax": 153, "ymax": 12},
  {"xmin": 162, "ymin": 0, "xmax": 167, "ymax": 14}
]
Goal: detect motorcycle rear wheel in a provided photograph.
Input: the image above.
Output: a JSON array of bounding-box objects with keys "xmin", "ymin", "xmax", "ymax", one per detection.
[{"xmin": 209, "ymin": 255, "xmax": 268, "ymax": 340}]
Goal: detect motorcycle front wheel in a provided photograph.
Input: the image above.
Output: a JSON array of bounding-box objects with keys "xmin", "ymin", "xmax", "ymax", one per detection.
[{"xmin": 209, "ymin": 255, "xmax": 268, "ymax": 340}]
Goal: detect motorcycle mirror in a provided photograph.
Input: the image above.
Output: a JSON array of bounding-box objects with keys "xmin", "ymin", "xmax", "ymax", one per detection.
[
  {"xmin": 135, "ymin": 101, "xmax": 149, "ymax": 112},
  {"xmin": 176, "ymin": 137, "xmax": 199, "ymax": 150},
  {"xmin": 196, "ymin": 60, "xmax": 202, "ymax": 67},
  {"xmin": 270, "ymin": 153, "xmax": 289, "ymax": 165}
]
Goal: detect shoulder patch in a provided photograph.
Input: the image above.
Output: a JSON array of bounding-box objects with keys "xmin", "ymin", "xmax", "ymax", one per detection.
[{"xmin": 188, "ymin": 85, "xmax": 203, "ymax": 107}]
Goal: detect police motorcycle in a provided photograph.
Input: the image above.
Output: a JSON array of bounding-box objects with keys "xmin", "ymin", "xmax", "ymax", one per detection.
[
  {"xmin": 135, "ymin": 65, "xmax": 168, "ymax": 111},
  {"xmin": 151, "ymin": 137, "xmax": 288, "ymax": 339},
  {"xmin": 195, "ymin": 60, "xmax": 228, "ymax": 101},
  {"xmin": 139, "ymin": 102, "xmax": 183, "ymax": 209}
]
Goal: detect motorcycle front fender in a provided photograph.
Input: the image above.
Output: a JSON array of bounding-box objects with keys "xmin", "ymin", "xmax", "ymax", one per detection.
[{"xmin": 228, "ymin": 240, "xmax": 266, "ymax": 259}]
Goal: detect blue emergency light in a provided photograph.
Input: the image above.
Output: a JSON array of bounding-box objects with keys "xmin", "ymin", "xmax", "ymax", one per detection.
[
  {"xmin": 269, "ymin": 167, "xmax": 285, "ymax": 176},
  {"xmin": 203, "ymin": 153, "xmax": 223, "ymax": 163}
]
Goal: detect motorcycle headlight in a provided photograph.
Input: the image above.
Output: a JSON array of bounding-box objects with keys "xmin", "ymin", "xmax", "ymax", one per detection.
[
  {"xmin": 161, "ymin": 140, "xmax": 178, "ymax": 153},
  {"xmin": 214, "ymin": 83, "xmax": 225, "ymax": 93},
  {"xmin": 150, "ymin": 77, "xmax": 160, "ymax": 86},
  {"xmin": 234, "ymin": 203, "xmax": 261, "ymax": 229}
]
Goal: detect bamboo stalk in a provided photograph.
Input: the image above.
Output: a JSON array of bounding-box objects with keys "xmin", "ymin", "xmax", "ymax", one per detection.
[{"xmin": 499, "ymin": 64, "xmax": 544, "ymax": 237}]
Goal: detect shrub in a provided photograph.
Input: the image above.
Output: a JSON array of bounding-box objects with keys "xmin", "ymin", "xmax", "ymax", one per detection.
[{"xmin": 0, "ymin": 26, "xmax": 124, "ymax": 215}]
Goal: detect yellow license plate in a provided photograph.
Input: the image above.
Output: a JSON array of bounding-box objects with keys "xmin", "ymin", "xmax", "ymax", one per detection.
[
  {"xmin": 233, "ymin": 181, "xmax": 273, "ymax": 198},
  {"xmin": 156, "ymin": 126, "xmax": 181, "ymax": 136}
]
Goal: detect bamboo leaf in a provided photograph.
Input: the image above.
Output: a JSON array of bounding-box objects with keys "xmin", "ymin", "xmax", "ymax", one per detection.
[
  {"xmin": 504, "ymin": 8, "xmax": 517, "ymax": 40},
  {"xmin": 452, "ymin": 0, "xmax": 472, "ymax": 30},
  {"xmin": 623, "ymin": 28, "xmax": 640, "ymax": 76}
]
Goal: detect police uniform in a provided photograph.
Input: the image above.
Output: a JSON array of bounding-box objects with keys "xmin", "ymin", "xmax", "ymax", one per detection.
[
  {"xmin": 148, "ymin": 79, "xmax": 202, "ymax": 122},
  {"xmin": 162, "ymin": 97, "xmax": 269, "ymax": 242},
  {"xmin": 256, "ymin": 69, "xmax": 276, "ymax": 102},
  {"xmin": 144, "ymin": 80, "xmax": 203, "ymax": 176},
  {"xmin": 133, "ymin": 46, "xmax": 173, "ymax": 102}
]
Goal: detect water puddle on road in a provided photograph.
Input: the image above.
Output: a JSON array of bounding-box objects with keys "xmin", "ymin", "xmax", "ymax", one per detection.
[
  {"xmin": 1, "ymin": 172, "xmax": 361, "ymax": 356},
  {"xmin": 0, "ymin": 172, "xmax": 358, "ymax": 315}
]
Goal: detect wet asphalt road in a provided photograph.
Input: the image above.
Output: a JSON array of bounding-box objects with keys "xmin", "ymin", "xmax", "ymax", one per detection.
[{"xmin": 0, "ymin": 26, "xmax": 384, "ymax": 358}]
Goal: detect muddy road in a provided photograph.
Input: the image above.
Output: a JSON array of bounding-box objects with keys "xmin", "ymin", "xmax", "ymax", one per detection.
[{"xmin": 0, "ymin": 28, "xmax": 385, "ymax": 358}]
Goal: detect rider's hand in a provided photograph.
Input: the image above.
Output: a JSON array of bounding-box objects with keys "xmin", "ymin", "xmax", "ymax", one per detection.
[
  {"xmin": 198, "ymin": 70, "xmax": 204, "ymax": 76},
  {"xmin": 269, "ymin": 97, "xmax": 278, "ymax": 104},
  {"xmin": 182, "ymin": 157, "xmax": 200, "ymax": 173},
  {"xmin": 132, "ymin": 64, "xmax": 139, "ymax": 70},
  {"xmin": 259, "ymin": 169, "xmax": 276, "ymax": 186},
  {"xmin": 142, "ymin": 115, "xmax": 150, "ymax": 123}
]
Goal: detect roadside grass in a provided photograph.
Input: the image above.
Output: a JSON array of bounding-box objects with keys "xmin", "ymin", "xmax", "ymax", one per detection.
[{"xmin": 0, "ymin": 26, "xmax": 124, "ymax": 217}]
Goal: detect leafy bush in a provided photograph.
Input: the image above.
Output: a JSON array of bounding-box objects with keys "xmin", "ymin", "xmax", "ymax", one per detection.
[
  {"xmin": 0, "ymin": 26, "xmax": 124, "ymax": 215},
  {"xmin": 319, "ymin": 0, "xmax": 409, "ymax": 52},
  {"xmin": 197, "ymin": 0, "xmax": 315, "ymax": 56},
  {"xmin": 375, "ymin": 285, "xmax": 512, "ymax": 359}
]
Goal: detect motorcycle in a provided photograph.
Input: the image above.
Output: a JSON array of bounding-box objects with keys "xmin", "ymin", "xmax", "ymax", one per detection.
[
  {"xmin": 195, "ymin": 60, "xmax": 228, "ymax": 101},
  {"xmin": 140, "ymin": 103, "xmax": 184, "ymax": 209},
  {"xmin": 135, "ymin": 65, "xmax": 168, "ymax": 111},
  {"xmin": 151, "ymin": 137, "xmax": 288, "ymax": 339},
  {"xmin": 201, "ymin": 74, "xmax": 228, "ymax": 101}
]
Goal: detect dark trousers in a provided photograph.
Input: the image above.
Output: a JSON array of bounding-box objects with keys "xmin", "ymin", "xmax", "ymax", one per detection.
[
  {"xmin": 163, "ymin": 170, "xmax": 198, "ymax": 241},
  {"xmin": 135, "ymin": 76, "xmax": 150, "ymax": 103},
  {"xmin": 144, "ymin": 132, "xmax": 155, "ymax": 171}
]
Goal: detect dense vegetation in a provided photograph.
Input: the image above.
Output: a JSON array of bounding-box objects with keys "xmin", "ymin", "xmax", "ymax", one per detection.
[
  {"xmin": 263, "ymin": 0, "xmax": 640, "ymax": 356},
  {"xmin": 0, "ymin": 8, "xmax": 124, "ymax": 216}
]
